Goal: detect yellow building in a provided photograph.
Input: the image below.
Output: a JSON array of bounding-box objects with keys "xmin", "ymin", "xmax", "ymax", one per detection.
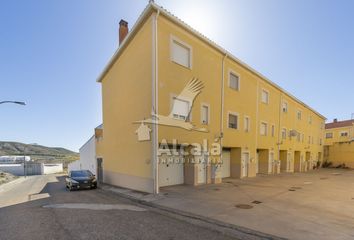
[
  {"xmin": 96, "ymin": 3, "xmax": 326, "ymax": 193},
  {"xmin": 324, "ymin": 119, "xmax": 354, "ymax": 167}
]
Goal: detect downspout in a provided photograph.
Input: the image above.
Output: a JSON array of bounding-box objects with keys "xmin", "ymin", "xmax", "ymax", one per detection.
[
  {"xmin": 219, "ymin": 54, "xmax": 227, "ymax": 176},
  {"xmin": 152, "ymin": 10, "xmax": 160, "ymax": 194},
  {"xmin": 277, "ymin": 94, "xmax": 282, "ymax": 171}
]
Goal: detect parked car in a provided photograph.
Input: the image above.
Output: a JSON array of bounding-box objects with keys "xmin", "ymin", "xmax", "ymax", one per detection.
[{"xmin": 66, "ymin": 170, "xmax": 97, "ymax": 191}]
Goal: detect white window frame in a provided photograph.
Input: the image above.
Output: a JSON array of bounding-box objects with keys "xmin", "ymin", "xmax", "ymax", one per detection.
[
  {"xmin": 325, "ymin": 132, "xmax": 333, "ymax": 138},
  {"xmin": 170, "ymin": 35, "xmax": 193, "ymax": 69},
  {"xmin": 228, "ymin": 69, "xmax": 240, "ymax": 91},
  {"xmin": 282, "ymin": 101, "xmax": 288, "ymax": 113},
  {"xmin": 170, "ymin": 93, "xmax": 192, "ymax": 121},
  {"xmin": 260, "ymin": 121, "xmax": 268, "ymax": 136},
  {"xmin": 297, "ymin": 110, "xmax": 302, "ymax": 120},
  {"xmin": 281, "ymin": 128, "xmax": 287, "ymax": 140},
  {"xmin": 340, "ymin": 131, "xmax": 348, "ymax": 137},
  {"xmin": 244, "ymin": 116, "xmax": 250, "ymax": 132},
  {"xmin": 200, "ymin": 103, "xmax": 210, "ymax": 125},
  {"xmin": 227, "ymin": 111, "xmax": 239, "ymax": 130},
  {"xmin": 261, "ymin": 89, "xmax": 269, "ymax": 104}
]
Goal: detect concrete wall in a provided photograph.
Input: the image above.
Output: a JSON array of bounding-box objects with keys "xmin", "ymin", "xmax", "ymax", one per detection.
[
  {"xmin": 0, "ymin": 164, "xmax": 24, "ymax": 176},
  {"xmin": 43, "ymin": 164, "xmax": 63, "ymax": 174}
]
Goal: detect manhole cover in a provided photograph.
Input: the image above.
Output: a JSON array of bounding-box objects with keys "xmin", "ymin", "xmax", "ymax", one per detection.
[
  {"xmin": 235, "ymin": 204, "xmax": 253, "ymax": 209},
  {"xmin": 289, "ymin": 189, "xmax": 296, "ymax": 191},
  {"xmin": 290, "ymin": 186, "xmax": 302, "ymax": 190},
  {"xmin": 320, "ymin": 177, "xmax": 328, "ymax": 180},
  {"xmin": 163, "ymin": 193, "xmax": 168, "ymax": 196},
  {"xmin": 332, "ymin": 173, "xmax": 342, "ymax": 176},
  {"xmin": 214, "ymin": 188, "xmax": 220, "ymax": 191},
  {"xmin": 252, "ymin": 200, "xmax": 262, "ymax": 204}
]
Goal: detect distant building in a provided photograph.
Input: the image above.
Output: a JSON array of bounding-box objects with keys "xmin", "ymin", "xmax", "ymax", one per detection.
[
  {"xmin": 0, "ymin": 156, "xmax": 31, "ymax": 164},
  {"xmin": 324, "ymin": 118, "xmax": 354, "ymax": 167}
]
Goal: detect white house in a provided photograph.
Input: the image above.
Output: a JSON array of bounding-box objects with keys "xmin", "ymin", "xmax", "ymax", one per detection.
[{"xmin": 68, "ymin": 135, "xmax": 97, "ymax": 175}]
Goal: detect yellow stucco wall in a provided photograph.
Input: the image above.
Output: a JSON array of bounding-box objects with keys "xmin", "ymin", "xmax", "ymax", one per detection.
[
  {"xmin": 324, "ymin": 142, "xmax": 354, "ymax": 168},
  {"xmin": 100, "ymin": 15, "xmax": 154, "ymax": 192},
  {"xmin": 325, "ymin": 125, "xmax": 354, "ymax": 145},
  {"xmin": 98, "ymin": 7, "xmax": 326, "ymax": 191}
]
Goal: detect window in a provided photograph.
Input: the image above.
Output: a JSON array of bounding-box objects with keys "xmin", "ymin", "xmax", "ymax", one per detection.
[
  {"xmin": 228, "ymin": 113, "xmax": 238, "ymax": 129},
  {"xmin": 297, "ymin": 133, "xmax": 301, "ymax": 142},
  {"xmin": 171, "ymin": 37, "xmax": 192, "ymax": 68},
  {"xmin": 260, "ymin": 122, "xmax": 268, "ymax": 136},
  {"xmin": 244, "ymin": 116, "xmax": 250, "ymax": 132},
  {"xmin": 271, "ymin": 125, "xmax": 275, "ymax": 137},
  {"xmin": 297, "ymin": 110, "xmax": 302, "ymax": 120},
  {"xmin": 340, "ymin": 132, "xmax": 348, "ymax": 137},
  {"xmin": 261, "ymin": 90, "xmax": 269, "ymax": 104},
  {"xmin": 281, "ymin": 128, "xmax": 287, "ymax": 140},
  {"xmin": 326, "ymin": 132, "xmax": 333, "ymax": 138},
  {"xmin": 201, "ymin": 104, "xmax": 209, "ymax": 124},
  {"xmin": 229, "ymin": 72, "xmax": 240, "ymax": 91},
  {"xmin": 171, "ymin": 97, "xmax": 190, "ymax": 120},
  {"xmin": 302, "ymin": 133, "xmax": 304, "ymax": 142},
  {"xmin": 282, "ymin": 101, "xmax": 288, "ymax": 113},
  {"xmin": 308, "ymin": 115, "xmax": 312, "ymax": 124},
  {"xmin": 308, "ymin": 136, "xmax": 311, "ymax": 144}
]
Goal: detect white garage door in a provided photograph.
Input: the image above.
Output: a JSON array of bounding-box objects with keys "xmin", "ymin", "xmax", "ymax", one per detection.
[
  {"xmin": 221, "ymin": 149, "xmax": 231, "ymax": 178},
  {"xmin": 158, "ymin": 155, "xmax": 184, "ymax": 187}
]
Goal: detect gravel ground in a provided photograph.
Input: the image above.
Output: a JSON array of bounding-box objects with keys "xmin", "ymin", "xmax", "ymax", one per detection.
[{"xmin": 0, "ymin": 171, "xmax": 17, "ymax": 185}]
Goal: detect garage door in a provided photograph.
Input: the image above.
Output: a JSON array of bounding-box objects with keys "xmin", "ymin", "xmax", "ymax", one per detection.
[
  {"xmin": 158, "ymin": 155, "xmax": 184, "ymax": 187},
  {"xmin": 221, "ymin": 149, "xmax": 231, "ymax": 178}
]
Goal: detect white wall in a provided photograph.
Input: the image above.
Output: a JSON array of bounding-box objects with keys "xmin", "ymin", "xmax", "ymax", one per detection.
[
  {"xmin": 0, "ymin": 164, "xmax": 24, "ymax": 176},
  {"xmin": 68, "ymin": 136, "xmax": 97, "ymax": 175},
  {"xmin": 43, "ymin": 164, "xmax": 63, "ymax": 174}
]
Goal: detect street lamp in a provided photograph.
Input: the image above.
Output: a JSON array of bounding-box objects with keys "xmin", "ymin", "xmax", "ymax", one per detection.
[{"xmin": 0, "ymin": 101, "xmax": 26, "ymax": 105}]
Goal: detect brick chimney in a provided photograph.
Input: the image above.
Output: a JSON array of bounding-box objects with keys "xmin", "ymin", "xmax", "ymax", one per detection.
[
  {"xmin": 334, "ymin": 118, "xmax": 338, "ymax": 123},
  {"xmin": 119, "ymin": 19, "xmax": 129, "ymax": 45}
]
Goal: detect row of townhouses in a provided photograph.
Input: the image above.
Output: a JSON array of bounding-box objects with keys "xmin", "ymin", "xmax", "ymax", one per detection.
[{"xmin": 72, "ymin": 3, "xmax": 352, "ymax": 194}]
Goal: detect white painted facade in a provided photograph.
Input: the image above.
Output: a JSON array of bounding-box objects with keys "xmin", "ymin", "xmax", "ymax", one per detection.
[{"xmin": 68, "ymin": 136, "xmax": 97, "ymax": 175}]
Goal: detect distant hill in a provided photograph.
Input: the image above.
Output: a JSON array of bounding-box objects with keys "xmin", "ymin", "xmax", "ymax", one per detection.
[{"xmin": 0, "ymin": 141, "xmax": 79, "ymax": 165}]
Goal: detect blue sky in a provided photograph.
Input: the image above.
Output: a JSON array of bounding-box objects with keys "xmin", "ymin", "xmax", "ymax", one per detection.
[{"xmin": 1, "ymin": 0, "xmax": 353, "ymax": 152}]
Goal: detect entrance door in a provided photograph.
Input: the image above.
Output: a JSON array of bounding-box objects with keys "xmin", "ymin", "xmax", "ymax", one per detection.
[
  {"xmin": 97, "ymin": 158, "xmax": 103, "ymax": 183},
  {"xmin": 269, "ymin": 152, "xmax": 274, "ymax": 174},
  {"xmin": 287, "ymin": 153, "xmax": 292, "ymax": 172},
  {"xmin": 221, "ymin": 150, "xmax": 231, "ymax": 178},
  {"xmin": 159, "ymin": 155, "xmax": 184, "ymax": 187},
  {"xmin": 197, "ymin": 152, "xmax": 207, "ymax": 184},
  {"xmin": 255, "ymin": 152, "xmax": 259, "ymax": 174},
  {"xmin": 241, "ymin": 152, "xmax": 249, "ymax": 177}
]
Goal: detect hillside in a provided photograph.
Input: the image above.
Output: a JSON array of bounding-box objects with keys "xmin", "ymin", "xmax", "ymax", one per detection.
[{"xmin": 0, "ymin": 141, "xmax": 79, "ymax": 164}]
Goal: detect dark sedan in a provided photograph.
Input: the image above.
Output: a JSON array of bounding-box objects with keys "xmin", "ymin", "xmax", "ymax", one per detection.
[{"xmin": 66, "ymin": 170, "xmax": 97, "ymax": 191}]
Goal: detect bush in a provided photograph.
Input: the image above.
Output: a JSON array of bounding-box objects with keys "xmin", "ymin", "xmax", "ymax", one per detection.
[{"xmin": 322, "ymin": 161, "xmax": 332, "ymax": 168}]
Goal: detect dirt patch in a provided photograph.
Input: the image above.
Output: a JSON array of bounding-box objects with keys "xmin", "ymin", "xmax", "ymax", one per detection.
[{"xmin": 0, "ymin": 171, "xmax": 18, "ymax": 185}]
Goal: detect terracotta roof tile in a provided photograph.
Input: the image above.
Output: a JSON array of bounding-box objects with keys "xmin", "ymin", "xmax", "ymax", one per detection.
[{"xmin": 325, "ymin": 119, "xmax": 354, "ymax": 129}]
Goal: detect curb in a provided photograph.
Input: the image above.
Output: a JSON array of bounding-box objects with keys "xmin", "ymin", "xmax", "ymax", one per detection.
[{"xmin": 100, "ymin": 184, "xmax": 285, "ymax": 240}]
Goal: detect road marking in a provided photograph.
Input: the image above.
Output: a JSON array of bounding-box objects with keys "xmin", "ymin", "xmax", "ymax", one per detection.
[{"xmin": 42, "ymin": 203, "xmax": 147, "ymax": 211}]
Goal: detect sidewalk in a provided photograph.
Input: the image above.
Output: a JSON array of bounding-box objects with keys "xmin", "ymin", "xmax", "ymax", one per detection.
[
  {"xmin": 101, "ymin": 169, "xmax": 354, "ymax": 240},
  {"xmin": 100, "ymin": 183, "xmax": 284, "ymax": 240}
]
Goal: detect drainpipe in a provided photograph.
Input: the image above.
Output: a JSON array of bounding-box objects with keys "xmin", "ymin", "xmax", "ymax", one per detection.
[
  {"xmin": 277, "ymin": 94, "xmax": 282, "ymax": 172},
  {"xmin": 218, "ymin": 54, "xmax": 227, "ymax": 180},
  {"xmin": 152, "ymin": 10, "xmax": 160, "ymax": 194}
]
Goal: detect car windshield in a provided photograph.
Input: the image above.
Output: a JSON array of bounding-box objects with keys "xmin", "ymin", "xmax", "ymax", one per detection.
[{"xmin": 70, "ymin": 170, "xmax": 93, "ymax": 178}]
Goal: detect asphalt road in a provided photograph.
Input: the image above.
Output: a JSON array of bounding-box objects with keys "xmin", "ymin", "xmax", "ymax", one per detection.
[{"xmin": 0, "ymin": 174, "xmax": 240, "ymax": 240}]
